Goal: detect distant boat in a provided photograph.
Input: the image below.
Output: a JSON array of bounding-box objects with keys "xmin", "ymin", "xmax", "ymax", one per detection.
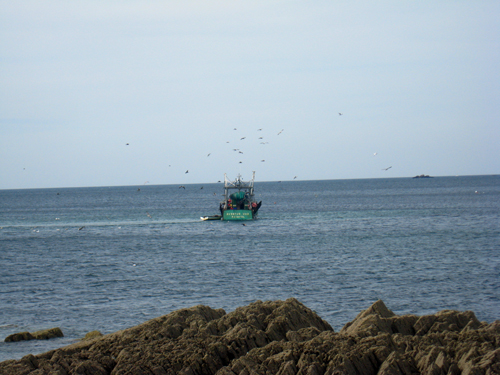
[
  {"xmin": 413, "ymin": 174, "xmax": 433, "ymax": 178},
  {"xmin": 201, "ymin": 172, "xmax": 262, "ymax": 221},
  {"xmin": 221, "ymin": 172, "xmax": 261, "ymax": 221}
]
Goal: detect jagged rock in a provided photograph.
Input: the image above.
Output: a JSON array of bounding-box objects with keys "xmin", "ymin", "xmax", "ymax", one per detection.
[
  {"xmin": 340, "ymin": 300, "xmax": 397, "ymax": 337},
  {"xmin": 1, "ymin": 299, "xmax": 498, "ymax": 375},
  {"xmin": 286, "ymin": 327, "xmax": 322, "ymax": 342},
  {"xmin": 378, "ymin": 351, "xmax": 417, "ymax": 375},
  {"xmin": 340, "ymin": 300, "xmax": 483, "ymax": 339},
  {"xmin": 4, "ymin": 328, "xmax": 63, "ymax": 342},
  {"xmin": 82, "ymin": 330, "xmax": 103, "ymax": 341},
  {"xmin": 31, "ymin": 327, "xmax": 64, "ymax": 340},
  {"xmin": 4, "ymin": 331, "xmax": 35, "ymax": 342}
]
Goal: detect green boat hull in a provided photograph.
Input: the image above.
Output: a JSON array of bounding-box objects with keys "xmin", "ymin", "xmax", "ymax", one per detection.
[{"xmin": 223, "ymin": 209, "xmax": 254, "ymax": 221}]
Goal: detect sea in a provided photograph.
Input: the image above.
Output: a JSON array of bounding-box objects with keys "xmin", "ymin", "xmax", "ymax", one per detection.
[{"xmin": 1, "ymin": 175, "xmax": 499, "ymax": 362}]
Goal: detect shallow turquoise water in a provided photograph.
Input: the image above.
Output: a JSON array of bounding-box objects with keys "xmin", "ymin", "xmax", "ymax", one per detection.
[{"xmin": 1, "ymin": 175, "xmax": 499, "ymax": 361}]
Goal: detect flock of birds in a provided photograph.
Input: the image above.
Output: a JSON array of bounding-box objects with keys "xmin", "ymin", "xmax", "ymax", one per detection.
[
  {"xmin": 123, "ymin": 125, "xmax": 291, "ymax": 190},
  {"xmin": 218, "ymin": 127, "xmax": 285, "ymax": 166},
  {"xmin": 159, "ymin": 126, "xmax": 291, "ymax": 186},
  {"xmin": 123, "ymin": 112, "xmax": 394, "ymax": 187}
]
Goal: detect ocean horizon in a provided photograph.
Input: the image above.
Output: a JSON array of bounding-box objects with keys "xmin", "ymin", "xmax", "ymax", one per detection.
[{"xmin": 2, "ymin": 173, "xmax": 498, "ymax": 191}]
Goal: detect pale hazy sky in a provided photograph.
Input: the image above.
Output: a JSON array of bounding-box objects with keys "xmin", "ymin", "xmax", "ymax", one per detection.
[{"xmin": 1, "ymin": 1, "xmax": 499, "ymax": 189}]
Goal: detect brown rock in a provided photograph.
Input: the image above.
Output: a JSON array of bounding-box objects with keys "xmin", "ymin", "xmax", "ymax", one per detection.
[
  {"xmin": 286, "ymin": 327, "xmax": 322, "ymax": 342},
  {"xmin": 0, "ymin": 299, "xmax": 498, "ymax": 375},
  {"xmin": 31, "ymin": 327, "xmax": 64, "ymax": 340},
  {"xmin": 82, "ymin": 330, "xmax": 103, "ymax": 341},
  {"xmin": 4, "ymin": 331, "xmax": 35, "ymax": 342},
  {"xmin": 4, "ymin": 328, "xmax": 63, "ymax": 342},
  {"xmin": 74, "ymin": 360, "xmax": 108, "ymax": 375},
  {"xmin": 340, "ymin": 300, "xmax": 395, "ymax": 337},
  {"xmin": 378, "ymin": 352, "xmax": 417, "ymax": 375}
]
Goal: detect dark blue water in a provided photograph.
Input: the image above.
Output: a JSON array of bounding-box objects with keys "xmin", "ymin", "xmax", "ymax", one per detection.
[{"xmin": 1, "ymin": 176, "xmax": 499, "ymax": 362}]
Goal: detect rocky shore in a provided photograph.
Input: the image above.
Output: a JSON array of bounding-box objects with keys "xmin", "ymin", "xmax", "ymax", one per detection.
[{"xmin": 1, "ymin": 299, "xmax": 499, "ymax": 375}]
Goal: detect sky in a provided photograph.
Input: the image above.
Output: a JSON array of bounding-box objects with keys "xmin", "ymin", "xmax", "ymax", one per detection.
[{"xmin": 1, "ymin": 1, "xmax": 499, "ymax": 189}]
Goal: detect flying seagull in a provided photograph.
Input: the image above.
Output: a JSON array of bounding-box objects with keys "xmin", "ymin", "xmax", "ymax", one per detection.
[
  {"xmin": 382, "ymin": 166, "xmax": 392, "ymax": 171},
  {"xmin": 185, "ymin": 170, "xmax": 189, "ymax": 174},
  {"xmin": 373, "ymin": 152, "xmax": 378, "ymax": 156},
  {"xmin": 339, "ymin": 113, "xmax": 343, "ymax": 116},
  {"xmin": 277, "ymin": 129, "xmax": 284, "ymax": 135},
  {"xmin": 207, "ymin": 153, "xmax": 211, "ymax": 157},
  {"xmin": 240, "ymin": 137, "xmax": 246, "ymax": 140}
]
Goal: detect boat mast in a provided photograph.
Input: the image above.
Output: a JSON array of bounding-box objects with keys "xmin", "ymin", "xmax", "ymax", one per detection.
[{"xmin": 223, "ymin": 172, "xmax": 256, "ymax": 200}]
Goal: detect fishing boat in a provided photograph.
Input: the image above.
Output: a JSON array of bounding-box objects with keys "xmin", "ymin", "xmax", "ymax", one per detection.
[
  {"xmin": 200, "ymin": 172, "xmax": 262, "ymax": 221},
  {"xmin": 220, "ymin": 172, "xmax": 261, "ymax": 220}
]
